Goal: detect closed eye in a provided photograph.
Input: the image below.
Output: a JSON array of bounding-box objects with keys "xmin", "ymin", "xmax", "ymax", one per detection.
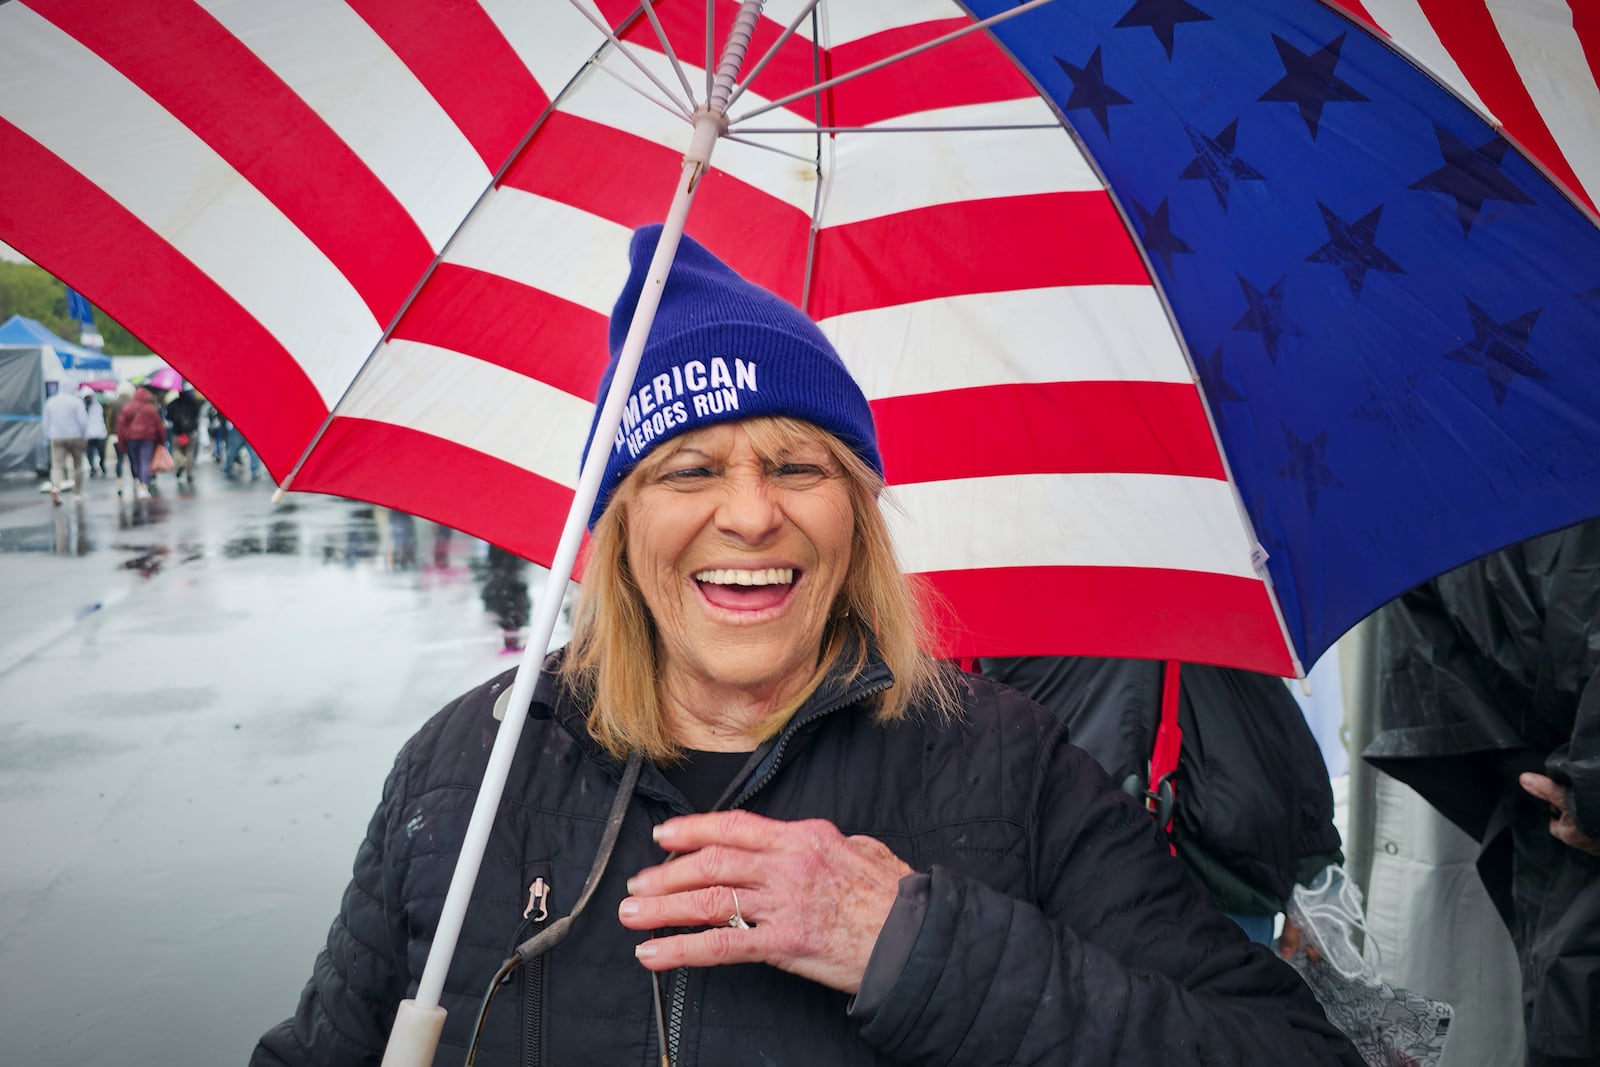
[
  {"xmin": 660, "ymin": 466, "xmax": 714, "ymax": 483},
  {"xmin": 770, "ymin": 462, "xmax": 828, "ymax": 486}
]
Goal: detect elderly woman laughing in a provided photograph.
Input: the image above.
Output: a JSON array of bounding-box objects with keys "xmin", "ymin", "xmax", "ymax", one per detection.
[{"xmin": 254, "ymin": 227, "xmax": 1360, "ymax": 1066}]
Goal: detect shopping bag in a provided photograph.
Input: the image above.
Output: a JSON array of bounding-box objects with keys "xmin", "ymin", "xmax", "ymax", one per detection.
[
  {"xmin": 151, "ymin": 443, "xmax": 175, "ymax": 473},
  {"xmin": 1282, "ymin": 867, "xmax": 1453, "ymax": 1067}
]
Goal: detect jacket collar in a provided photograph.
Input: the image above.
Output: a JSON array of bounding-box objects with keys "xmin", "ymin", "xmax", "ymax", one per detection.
[{"xmin": 524, "ymin": 641, "xmax": 895, "ymax": 797}]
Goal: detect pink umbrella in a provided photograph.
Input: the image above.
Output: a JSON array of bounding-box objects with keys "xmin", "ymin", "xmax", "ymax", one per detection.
[{"xmin": 144, "ymin": 367, "xmax": 183, "ymax": 392}]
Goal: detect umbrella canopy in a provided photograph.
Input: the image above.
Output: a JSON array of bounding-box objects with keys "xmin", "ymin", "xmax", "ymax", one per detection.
[{"xmin": 2, "ymin": 1, "xmax": 1598, "ymax": 677}]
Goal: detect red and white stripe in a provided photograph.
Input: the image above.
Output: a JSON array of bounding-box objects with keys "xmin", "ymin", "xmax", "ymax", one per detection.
[
  {"xmin": 2, "ymin": 1, "xmax": 1591, "ymax": 671},
  {"xmin": 1346, "ymin": 0, "xmax": 1600, "ymax": 213}
]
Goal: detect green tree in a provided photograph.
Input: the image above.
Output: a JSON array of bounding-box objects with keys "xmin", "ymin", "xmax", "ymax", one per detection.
[{"xmin": 0, "ymin": 260, "xmax": 153, "ymax": 354}]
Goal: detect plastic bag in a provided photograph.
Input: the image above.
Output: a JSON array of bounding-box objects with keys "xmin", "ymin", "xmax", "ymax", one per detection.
[
  {"xmin": 1282, "ymin": 866, "xmax": 1453, "ymax": 1067},
  {"xmin": 151, "ymin": 444, "xmax": 174, "ymax": 473}
]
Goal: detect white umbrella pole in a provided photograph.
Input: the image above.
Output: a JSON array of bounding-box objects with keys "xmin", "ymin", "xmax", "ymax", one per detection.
[{"xmin": 381, "ymin": 10, "xmax": 766, "ymax": 1064}]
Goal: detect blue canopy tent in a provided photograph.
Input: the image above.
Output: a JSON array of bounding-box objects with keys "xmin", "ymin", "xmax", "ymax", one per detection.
[{"xmin": 0, "ymin": 314, "xmax": 113, "ymax": 380}]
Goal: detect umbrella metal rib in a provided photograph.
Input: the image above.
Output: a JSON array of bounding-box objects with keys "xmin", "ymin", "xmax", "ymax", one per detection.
[
  {"xmin": 729, "ymin": 0, "xmax": 1060, "ymax": 125},
  {"xmin": 272, "ymin": 11, "xmax": 651, "ymax": 505},
  {"xmin": 567, "ymin": 0, "xmax": 695, "ymax": 119},
  {"xmin": 640, "ymin": 0, "xmax": 700, "ymax": 110}
]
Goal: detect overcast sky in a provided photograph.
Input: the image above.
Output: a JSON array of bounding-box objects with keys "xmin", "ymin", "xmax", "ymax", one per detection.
[{"xmin": 0, "ymin": 241, "xmax": 31, "ymax": 264}]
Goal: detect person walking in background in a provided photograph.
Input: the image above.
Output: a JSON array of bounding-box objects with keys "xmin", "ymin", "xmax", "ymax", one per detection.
[
  {"xmin": 221, "ymin": 414, "xmax": 262, "ymax": 481},
  {"xmin": 42, "ymin": 385, "xmax": 91, "ymax": 506},
  {"xmin": 114, "ymin": 386, "xmax": 166, "ymax": 500},
  {"xmin": 105, "ymin": 380, "xmax": 134, "ymax": 495},
  {"xmin": 83, "ymin": 390, "xmax": 108, "ymax": 479},
  {"xmin": 164, "ymin": 385, "xmax": 201, "ymax": 485},
  {"xmin": 205, "ymin": 399, "xmax": 227, "ymax": 463}
]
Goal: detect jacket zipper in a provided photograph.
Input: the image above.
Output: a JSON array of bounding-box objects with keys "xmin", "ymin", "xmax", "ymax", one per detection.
[
  {"xmin": 513, "ymin": 877, "xmax": 551, "ymax": 1067},
  {"xmin": 732, "ymin": 676, "xmax": 892, "ymax": 808},
  {"xmin": 663, "ymin": 674, "xmax": 893, "ymax": 1065}
]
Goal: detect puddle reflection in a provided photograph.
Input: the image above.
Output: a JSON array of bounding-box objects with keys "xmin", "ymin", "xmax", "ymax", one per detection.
[
  {"xmin": 117, "ymin": 497, "xmax": 169, "ymax": 530},
  {"xmin": 0, "ymin": 484, "xmax": 561, "ymax": 649}
]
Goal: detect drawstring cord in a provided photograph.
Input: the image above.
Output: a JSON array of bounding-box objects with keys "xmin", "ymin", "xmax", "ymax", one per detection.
[{"xmin": 462, "ymin": 751, "xmax": 644, "ymax": 1066}]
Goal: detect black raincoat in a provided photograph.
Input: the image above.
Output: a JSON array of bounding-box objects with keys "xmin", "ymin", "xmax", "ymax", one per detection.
[
  {"xmin": 1365, "ymin": 517, "xmax": 1600, "ymax": 1065},
  {"xmin": 978, "ymin": 657, "xmax": 1342, "ymax": 916}
]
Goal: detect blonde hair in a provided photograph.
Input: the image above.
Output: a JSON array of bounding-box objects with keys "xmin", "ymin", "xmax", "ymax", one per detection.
[{"xmin": 560, "ymin": 417, "xmax": 958, "ymax": 761}]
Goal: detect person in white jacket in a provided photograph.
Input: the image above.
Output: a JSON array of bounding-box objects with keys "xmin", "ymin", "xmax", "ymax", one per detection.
[
  {"xmin": 83, "ymin": 390, "xmax": 108, "ymax": 478},
  {"xmin": 41, "ymin": 386, "xmax": 91, "ymax": 505}
]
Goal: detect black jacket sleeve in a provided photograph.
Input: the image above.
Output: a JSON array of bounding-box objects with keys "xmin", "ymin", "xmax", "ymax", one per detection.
[
  {"xmin": 1550, "ymin": 668, "xmax": 1600, "ymax": 838},
  {"xmin": 853, "ymin": 734, "xmax": 1360, "ymax": 1065},
  {"xmin": 250, "ymin": 749, "xmax": 412, "ymax": 1066}
]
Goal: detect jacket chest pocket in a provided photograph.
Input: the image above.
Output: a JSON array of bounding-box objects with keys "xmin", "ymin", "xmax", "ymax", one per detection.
[{"xmin": 509, "ymin": 862, "xmax": 555, "ymax": 1067}]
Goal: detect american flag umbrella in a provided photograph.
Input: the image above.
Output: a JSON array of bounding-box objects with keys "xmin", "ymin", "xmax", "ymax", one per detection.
[
  {"xmin": 3, "ymin": 0, "xmax": 1599, "ymax": 681},
  {"xmin": 6, "ymin": 1, "xmax": 1600, "ymax": 1053}
]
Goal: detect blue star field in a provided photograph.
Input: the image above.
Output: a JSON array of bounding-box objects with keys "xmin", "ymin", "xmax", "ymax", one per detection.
[{"xmin": 968, "ymin": 0, "xmax": 1600, "ymax": 669}]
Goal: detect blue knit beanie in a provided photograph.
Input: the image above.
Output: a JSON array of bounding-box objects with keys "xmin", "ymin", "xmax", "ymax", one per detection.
[{"xmin": 581, "ymin": 225, "xmax": 882, "ymax": 528}]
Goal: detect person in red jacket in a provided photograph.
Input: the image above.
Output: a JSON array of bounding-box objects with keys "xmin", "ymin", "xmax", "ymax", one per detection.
[{"xmin": 114, "ymin": 386, "xmax": 167, "ymax": 500}]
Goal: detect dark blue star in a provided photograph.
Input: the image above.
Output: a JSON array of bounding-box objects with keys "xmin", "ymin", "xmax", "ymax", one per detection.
[
  {"xmin": 1114, "ymin": 0, "xmax": 1212, "ymax": 60},
  {"xmin": 1132, "ymin": 197, "xmax": 1195, "ymax": 274},
  {"xmin": 1409, "ymin": 127, "xmax": 1534, "ymax": 236},
  {"xmin": 1179, "ymin": 119, "xmax": 1266, "ymax": 209},
  {"xmin": 1442, "ymin": 298, "xmax": 1548, "ymax": 406},
  {"xmin": 1257, "ymin": 34, "xmax": 1368, "ymax": 140},
  {"xmin": 1304, "ymin": 202, "xmax": 1406, "ymax": 298},
  {"xmin": 1233, "ymin": 274, "xmax": 1295, "ymax": 365},
  {"xmin": 1054, "ymin": 47, "xmax": 1133, "ymax": 137},
  {"xmin": 1275, "ymin": 425, "xmax": 1344, "ymax": 514},
  {"xmin": 1196, "ymin": 346, "xmax": 1244, "ymax": 403}
]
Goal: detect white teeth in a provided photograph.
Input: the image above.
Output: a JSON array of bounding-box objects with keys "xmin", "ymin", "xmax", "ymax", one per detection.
[{"xmin": 694, "ymin": 567, "xmax": 794, "ymax": 587}]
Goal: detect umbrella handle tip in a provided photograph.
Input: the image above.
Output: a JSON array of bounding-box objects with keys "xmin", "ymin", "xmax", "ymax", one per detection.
[
  {"xmin": 379, "ymin": 1000, "xmax": 446, "ymax": 1067},
  {"xmin": 270, "ymin": 487, "xmax": 286, "ymax": 506}
]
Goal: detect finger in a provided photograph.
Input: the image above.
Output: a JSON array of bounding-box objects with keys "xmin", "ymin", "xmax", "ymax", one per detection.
[
  {"xmin": 1519, "ymin": 773, "xmax": 1564, "ymax": 809},
  {"xmin": 618, "ymin": 885, "xmax": 751, "ymax": 932},
  {"xmin": 653, "ymin": 809, "xmax": 810, "ymax": 854},
  {"xmin": 633, "ymin": 927, "xmax": 766, "ymax": 973},
  {"xmin": 1278, "ymin": 922, "xmax": 1302, "ymax": 959},
  {"xmin": 628, "ymin": 844, "xmax": 764, "ymax": 897}
]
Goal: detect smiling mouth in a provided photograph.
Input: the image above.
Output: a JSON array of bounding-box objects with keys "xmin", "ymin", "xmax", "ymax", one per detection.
[{"xmin": 694, "ymin": 567, "xmax": 796, "ymax": 611}]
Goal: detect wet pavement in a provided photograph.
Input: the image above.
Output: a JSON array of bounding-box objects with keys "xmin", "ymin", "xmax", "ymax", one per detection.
[{"xmin": 0, "ymin": 459, "xmax": 569, "ymax": 1064}]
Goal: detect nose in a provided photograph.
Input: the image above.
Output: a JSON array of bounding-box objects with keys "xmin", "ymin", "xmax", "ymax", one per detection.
[{"xmin": 714, "ymin": 467, "xmax": 783, "ymax": 544}]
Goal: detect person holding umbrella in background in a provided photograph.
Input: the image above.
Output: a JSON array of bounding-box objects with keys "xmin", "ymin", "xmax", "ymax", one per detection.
[
  {"xmin": 254, "ymin": 227, "xmax": 1359, "ymax": 1067},
  {"xmin": 164, "ymin": 384, "xmax": 201, "ymax": 485}
]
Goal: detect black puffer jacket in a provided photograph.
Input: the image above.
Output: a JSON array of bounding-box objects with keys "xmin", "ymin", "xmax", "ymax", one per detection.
[{"xmin": 254, "ymin": 652, "xmax": 1359, "ymax": 1066}]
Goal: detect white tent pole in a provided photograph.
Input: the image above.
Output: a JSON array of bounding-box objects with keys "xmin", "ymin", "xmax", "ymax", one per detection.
[{"xmin": 379, "ymin": 7, "xmax": 765, "ymax": 1066}]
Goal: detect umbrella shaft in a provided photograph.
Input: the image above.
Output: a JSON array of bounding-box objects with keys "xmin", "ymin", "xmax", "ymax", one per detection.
[{"xmin": 710, "ymin": 2, "xmax": 765, "ymax": 113}]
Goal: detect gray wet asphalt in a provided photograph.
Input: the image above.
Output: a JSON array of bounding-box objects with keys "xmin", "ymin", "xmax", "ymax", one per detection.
[{"xmin": 0, "ymin": 458, "xmax": 569, "ymax": 1064}]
